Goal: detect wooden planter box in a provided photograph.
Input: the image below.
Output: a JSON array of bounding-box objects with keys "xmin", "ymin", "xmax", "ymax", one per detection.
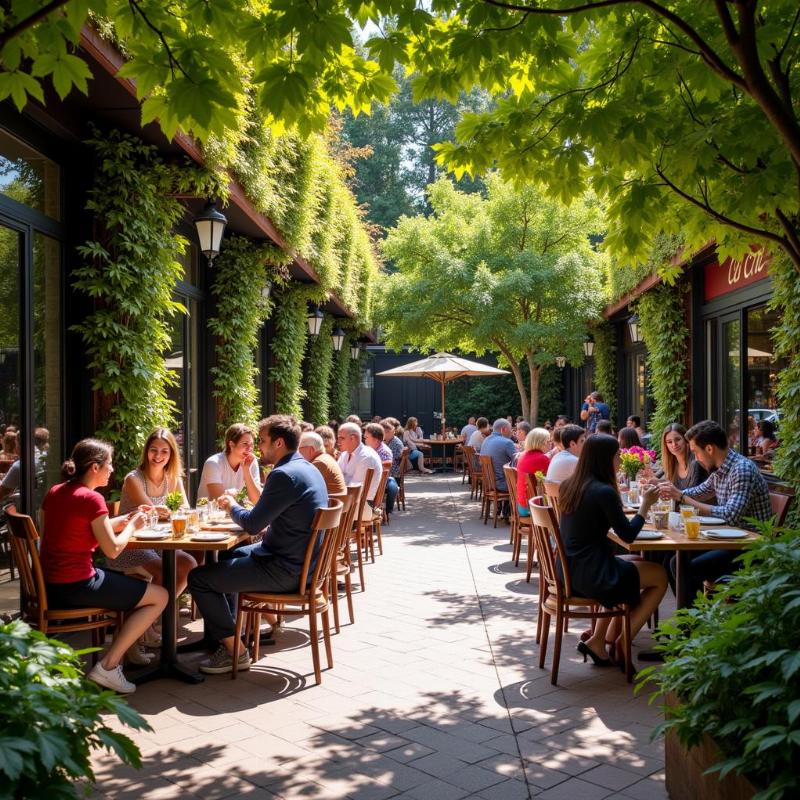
[{"xmin": 664, "ymin": 694, "xmax": 759, "ymax": 800}]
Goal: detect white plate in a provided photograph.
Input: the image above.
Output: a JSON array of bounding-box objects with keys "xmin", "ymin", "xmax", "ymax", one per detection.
[
  {"xmin": 697, "ymin": 516, "xmax": 726, "ymax": 525},
  {"xmin": 191, "ymin": 532, "xmax": 230, "ymax": 542},
  {"xmin": 701, "ymin": 529, "xmax": 750, "ymax": 540},
  {"xmin": 636, "ymin": 530, "xmax": 664, "ymax": 540},
  {"xmin": 133, "ymin": 530, "xmax": 170, "ymax": 540}
]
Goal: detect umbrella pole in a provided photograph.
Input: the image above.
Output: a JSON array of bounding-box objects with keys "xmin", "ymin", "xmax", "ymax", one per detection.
[{"xmin": 441, "ymin": 379, "xmax": 446, "ymax": 437}]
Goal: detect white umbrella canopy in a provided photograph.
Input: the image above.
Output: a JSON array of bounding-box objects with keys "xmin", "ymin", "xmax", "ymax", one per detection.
[{"xmin": 376, "ymin": 352, "xmax": 509, "ymax": 435}]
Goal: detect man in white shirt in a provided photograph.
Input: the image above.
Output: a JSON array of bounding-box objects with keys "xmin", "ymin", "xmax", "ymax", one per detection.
[
  {"xmin": 467, "ymin": 417, "xmax": 490, "ymax": 452},
  {"xmin": 460, "ymin": 416, "xmax": 478, "ymax": 443},
  {"xmin": 337, "ymin": 422, "xmax": 383, "ymax": 502},
  {"xmin": 545, "ymin": 424, "xmax": 586, "ymax": 482}
]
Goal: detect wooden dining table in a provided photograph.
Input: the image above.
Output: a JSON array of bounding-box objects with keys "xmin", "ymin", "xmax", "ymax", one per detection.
[
  {"xmin": 125, "ymin": 521, "xmax": 248, "ymax": 684},
  {"xmin": 609, "ymin": 516, "xmax": 759, "ymax": 608},
  {"xmin": 417, "ymin": 437, "xmax": 464, "ymax": 472}
]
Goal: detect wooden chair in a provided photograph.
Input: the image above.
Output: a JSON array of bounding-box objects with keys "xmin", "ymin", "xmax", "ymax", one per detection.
[
  {"xmin": 463, "ymin": 445, "xmax": 482, "ymax": 501},
  {"xmin": 363, "ymin": 463, "xmax": 390, "ymax": 561},
  {"xmin": 350, "ymin": 467, "xmax": 375, "ymax": 590},
  {"xmin": 504, "ymin": 466, "xmax": 535, "ymax": 577},
  {"xmin": 233, "ymin": 500, "xmax": 344, "ymax": 685},
  {"xmin": 770, "ymin": 491, "xmax": 794, "ymax": 527},
  {"xmin": 479, "ymin": 455, "xmax": 509, "ymax": 528},
  {"xmin": 529, "ymin": 497, "xmax": 633, "ymax": 684},
  {"xmin": 543, "ymin": 480, "xmax": 561, "ymax": 522},
  {"xmin": 333, "ymin": 484, "xmax": 361, "ymax": 630},
  {"xmin": 5, "ymin": 506, "xmax": 118, "ymax": 660},
  {"xmin": 327, "ymin": 490, "xmax": 358, "ymax": 633},
  {"xmin": 396, "ymin": 448, "xmax": 409, "ymax": 511}
]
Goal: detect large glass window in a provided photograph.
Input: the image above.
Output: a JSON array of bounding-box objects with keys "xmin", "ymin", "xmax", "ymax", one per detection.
[
  {"xmin": 32, "ymin": 232, "xmax": 61, "ymax": 507},
  {"xmin": 0, "ymin": 130, "xmax": 60, "ymax": 221},
  {"xmin": 746, "ymin": 304, "xmax": 787, "ymax": 433},
  {"xmin": 0, "ymin": 225, "xmax": 21, "ymax": 503},
  {"xmin": 722, "ymin": 318, "xmax": 741, "ymax": 450}
]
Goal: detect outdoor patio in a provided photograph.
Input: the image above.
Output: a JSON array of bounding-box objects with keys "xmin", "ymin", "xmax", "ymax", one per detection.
[{"xmin": 82, "ymin": 473, "xmax": 669, "ymax": 800}]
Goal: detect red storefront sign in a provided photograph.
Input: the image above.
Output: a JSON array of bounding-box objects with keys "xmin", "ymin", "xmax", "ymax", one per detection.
[{"xmin": 704, "ymin": 247, "xmax": 770, "ymax": 302}]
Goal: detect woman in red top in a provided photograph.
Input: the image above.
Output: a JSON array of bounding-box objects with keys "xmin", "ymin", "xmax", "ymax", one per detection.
[
  {"xmin": 41, "ymin": 438, "xmax": 167, "ymax": 694},
  {"xmin": 516, "ymin": 428, "xmax": 551, "ymax": 516}
]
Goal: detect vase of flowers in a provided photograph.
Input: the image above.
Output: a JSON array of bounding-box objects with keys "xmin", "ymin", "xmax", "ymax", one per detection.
[{"xmin": 619, "ymin": 446, "xmax": 657, "ymax": 482}]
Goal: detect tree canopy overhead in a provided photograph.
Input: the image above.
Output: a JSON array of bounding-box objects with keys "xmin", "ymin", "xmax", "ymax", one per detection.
[{"xmin": 378, "ymin": 174, "xmax": 603, "ymax": 423}]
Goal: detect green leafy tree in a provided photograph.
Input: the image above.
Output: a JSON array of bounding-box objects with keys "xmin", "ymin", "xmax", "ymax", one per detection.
[{"xmin": 379, "ymin": 174, "xmax": 602, "ymax": 424}]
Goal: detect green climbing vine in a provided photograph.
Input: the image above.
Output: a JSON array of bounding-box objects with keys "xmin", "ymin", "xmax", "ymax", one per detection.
[
  {"xmin": 73, "ymin": 128, "xmax": 221, "ymax": 480},
  {"xmin": 304, "ymin": 315, "xmax": 334, "ymax": 425},
  {"xmin": 593, "ymin": 324, "xmax": 617, "ymax": 422},
  {"xmin": 208, "ymin": 235, "xmax": 288, "ymax": 437},
  {"xmin": 636, "ymin": 285, "xmax": 689, "ymax": 453},
  {"xmin": 606, "ymin": 233, "xmax": 685, "ymax": 304}
]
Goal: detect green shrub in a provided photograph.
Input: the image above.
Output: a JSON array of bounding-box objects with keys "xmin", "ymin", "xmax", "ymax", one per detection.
[
  {"xmin": 0, "ymin": 620, "xmax": 149, "ymax": 798},
  {"xmin": 639, "ymin": 523, "xmax": 800, "ymax": 799}
]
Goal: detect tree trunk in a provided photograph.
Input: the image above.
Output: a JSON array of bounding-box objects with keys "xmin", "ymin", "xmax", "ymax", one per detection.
[
  {"xmin": 507, "ymin": 360, "xmax": 530, "ymax": 422},
  {"xmin": 527, "ymin": 357, "xmax": 541, "ymax": 426}
]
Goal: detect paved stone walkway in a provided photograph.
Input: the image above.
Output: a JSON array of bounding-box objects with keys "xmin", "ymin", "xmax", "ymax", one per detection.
[{"xmin": 90, "ymin": 473, "xmax": 669, "ymax": 799}]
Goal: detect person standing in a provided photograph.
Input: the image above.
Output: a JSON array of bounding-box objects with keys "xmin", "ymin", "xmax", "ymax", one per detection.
[{"xmin": 580, "ymin": 391, "xmax": 611, "ymax": 434}]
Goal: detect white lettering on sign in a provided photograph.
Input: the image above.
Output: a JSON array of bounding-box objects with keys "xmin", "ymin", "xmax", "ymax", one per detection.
[{"xmin": 728, "ymin": 249, "xmax": 767, "ymax": 286}]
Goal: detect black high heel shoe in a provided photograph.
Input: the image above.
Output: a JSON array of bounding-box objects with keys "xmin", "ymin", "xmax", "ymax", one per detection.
[{"xmin": 577, "ymin": 641, "xmax": 613, "ymax": 667}]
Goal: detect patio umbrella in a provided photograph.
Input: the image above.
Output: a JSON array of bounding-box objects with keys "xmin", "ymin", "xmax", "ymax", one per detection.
[{"xmin": 376, "ymin": 352, "xmax": 509, "ymax": 435}]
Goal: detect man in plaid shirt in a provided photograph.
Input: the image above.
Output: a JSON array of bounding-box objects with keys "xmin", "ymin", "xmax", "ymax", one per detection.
[{"xmin": 659, "ymin": 419, "xmax": 771, "ymax": 596}]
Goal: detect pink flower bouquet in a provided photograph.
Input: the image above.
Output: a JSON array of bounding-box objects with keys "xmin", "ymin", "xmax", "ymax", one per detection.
[{"xmin": 619, "ymin": 446, "xmax": 657, "ymax": 481}]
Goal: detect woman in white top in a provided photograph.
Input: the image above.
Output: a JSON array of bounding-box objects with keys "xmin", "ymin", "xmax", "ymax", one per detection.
[
  {"xmin": 196, "ymin": 423, "xmax": 262, "ymax": 503},
  {"xmin": 402, "ymin": 417, "xmax": 433, "ymax": 474},
  {"xmin": 105, "ymin": 428, "xmax": 197, "ymax": 596}
]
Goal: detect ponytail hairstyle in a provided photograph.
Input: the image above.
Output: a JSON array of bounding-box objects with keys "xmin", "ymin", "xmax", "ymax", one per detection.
[{"xmin": 61, "ymin": 438, "xmax": 113, "ymax": 481}]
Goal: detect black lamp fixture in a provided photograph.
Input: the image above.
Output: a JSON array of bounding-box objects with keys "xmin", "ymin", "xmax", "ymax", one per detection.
[
  {"xmin": 306, "ymin": 306, "xmax": 324, "ymax": 336},
  {"xmin": 350, "ymin": 342, "xmax": 361, "ymax": 360},
  {"xmin": 331, "ymin": 326, "xmax": 346, "ymax": 352},
  {"xmin": 627, "ymin": 314, "xmax": 643, "ymax": 344},
  {"xmin": 555, "ymin": 356, "xmax": 566, "ymax": 369},
  {"xmin": 583, "ymin": 339, "xmax": 594, "ymax": 358},
  {"xmin": 193, "ymin": 200, "xmax": 227, "ymax": 265}
]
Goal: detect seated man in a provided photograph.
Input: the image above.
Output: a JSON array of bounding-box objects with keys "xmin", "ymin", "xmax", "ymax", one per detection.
[
  {"xmin": 480, "ymin": 419, "xmax": 517, "ymax": 518},
  {"xmin": 299, "ymin": 431, "xmax": 346, "ymax": 496},
  {"xmin": 337, "ymin": 422, "xmax": 383, "ymax": 504},
  {"xmin": 545, "ymin": 424, "xmax": 586, "ymax": 482},
  {"xmin": 188, "ymin": 415, "xmax": 328, "ymax": 674},
  {"xmin": 658, "ymin": 419, "xmax": 771, "ymax": 597}
]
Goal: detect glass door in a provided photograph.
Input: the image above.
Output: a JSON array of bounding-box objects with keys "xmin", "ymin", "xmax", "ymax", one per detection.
[{"xmin": 720, "ymin": 314, "xmax": 742, "ymax": 450}]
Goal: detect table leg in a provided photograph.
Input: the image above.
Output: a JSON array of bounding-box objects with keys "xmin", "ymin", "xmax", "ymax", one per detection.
[
  {"xmin": 177, "ymin": 549, "xmax": 218, "ymax": 654},
  {"xmin": 675, "ymin": 550, "xmax": 692, "ymax": 609},
  {"xmin": 134, "ymin": 549, "xmax": 204, "ymax": 685}
]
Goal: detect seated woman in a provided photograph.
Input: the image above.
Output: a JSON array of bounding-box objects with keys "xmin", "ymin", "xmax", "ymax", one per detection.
[
  {"xmin": 104, "ymin": 429, "xmax": 197, "ymax": 651},
  {"xmin": 315, "ymin": 425, "xmax": 338, "ymax": 458},
  {"xmin": 656, "ymin": 423, "xmax": 708, "ymax": 495},
  {"xmin": 40, "ymin": 439, "xmax": 168, "ymax": 694},
  {"xmin": 558, "ymin": 434, "xmax": 667, "ymax": 667},
  {"xmin": 755, "ymin": 419, "xmax": 779, "ymax": 459},
  {"xmin": 516, "ymin": 428, "xmax": 551, "ymax": 517},
  {"xmin": 196, "ymin": 422, "xmax": 262, "ymax": 503},
  {"xmin": 402, "ymin": 417, "xmax": 433, "ymax": 474},
  {"xmin": 617, "ymin": 426, "xmax": 642, "ymax": 449}
]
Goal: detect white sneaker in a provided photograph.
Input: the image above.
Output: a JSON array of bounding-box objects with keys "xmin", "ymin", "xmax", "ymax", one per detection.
[
  {"xmin": 126, "ymin": 643, "xmax": 154, "ymax": 666},
  {"xmin": 88, "ymin": 662, "xmax": 136, "ymax": 694}
]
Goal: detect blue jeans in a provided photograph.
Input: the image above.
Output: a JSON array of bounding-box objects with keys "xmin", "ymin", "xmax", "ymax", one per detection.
[
  {"xmin": 188, "ymin": 543, "xmax": 298, "ymax": 642},
  {"xmin": 385, "ymin": 477, "xmax": 399, "ymax": 514}
]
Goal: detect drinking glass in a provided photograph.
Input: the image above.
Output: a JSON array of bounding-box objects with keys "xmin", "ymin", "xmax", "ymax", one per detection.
[
  {"xmin": 147, "ymin": 509, "xmax": 159, "ymax": 530},
  {"xmin": 187, "ymin": 508, "xmax": 200, "ymax": 533},
  {"xmin": 171, "ymin": 512, "xmax": 187, "ymax": 539},
  {"xmin": 680, "ymin": 504, "xmax": 694, "ymax": 519},
  {"xmin": 684, "ymin": 515, "xmax": 701, "ymax": 540}
]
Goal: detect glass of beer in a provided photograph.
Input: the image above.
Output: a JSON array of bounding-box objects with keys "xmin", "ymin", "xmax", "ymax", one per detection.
[
  {"xmin": 684, "ymin": 514, "xmax": 701, "ymax": 539},
  {"xmin": 680, "ymin": 504, "xmax": 694, "ymax": 519},
  {"xmin": 171, "ymin": 512, "xmax": 187, "ymax": 539},
  {"xmin": 187, "ymin": 508, "xmax": 200, "ymax": 533}
]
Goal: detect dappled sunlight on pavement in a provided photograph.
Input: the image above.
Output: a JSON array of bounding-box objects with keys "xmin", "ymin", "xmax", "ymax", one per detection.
[{"xmin": 89, "ymin": 473, "xmax": 668, "ymax": 799}]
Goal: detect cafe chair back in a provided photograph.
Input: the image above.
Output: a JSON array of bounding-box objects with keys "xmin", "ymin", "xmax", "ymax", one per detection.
[
  {"xmin": 330, "ymin": 489, "xmax": 359, "ymax": 632},
  {"xmin": 233, "ymin": 499, "xmax": 344, "ymax": 685},
  {"xmin": 5, "ymin": 506, "xmax": 119, "ymax": 660},
  {"xmin": 462, "ymin": 445, "xmax": 482, "ymax": 501},
  {"xmin": 479, "ymin": 455, "xmax": 509, "ymax": 528},
  {"xmin": 396, "ymin": 448, "xmax": 410, "ymax": 510},
  {"xmin": 770, "ymin": 491, "xmax": 793, "ymax": 527},
  {"xmin": 349, "ymin": 467, "xmax": 375, "ymax": 590},
  {"xmin": 529, "ymin": 497, "xmax": 633, "ymax": 685}
]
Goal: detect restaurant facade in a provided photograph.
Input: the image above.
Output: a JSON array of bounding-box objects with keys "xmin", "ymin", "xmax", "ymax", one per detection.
[{"xmin": 0, "ymin": 26, "xmax": 375, "ymax": 515}]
